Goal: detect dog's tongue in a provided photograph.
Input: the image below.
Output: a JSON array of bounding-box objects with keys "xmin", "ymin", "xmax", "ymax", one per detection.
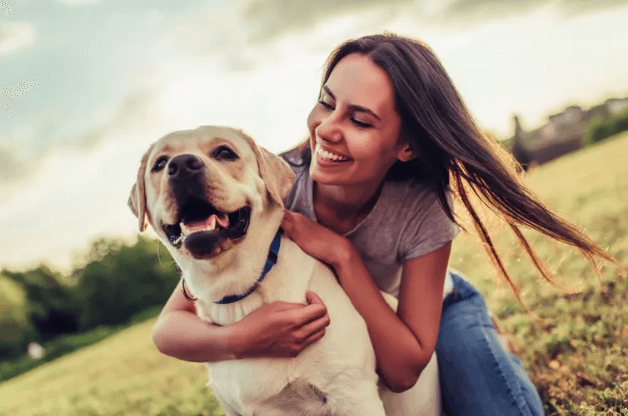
[{"xmin": 184, "ymin": 214, "xmax": 229, "ymax": 232}]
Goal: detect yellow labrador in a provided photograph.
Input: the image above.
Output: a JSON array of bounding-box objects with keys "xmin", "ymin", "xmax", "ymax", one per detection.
[{"xmin": 128, "ymin": 126, "xmax": 441, "ymax": 416}]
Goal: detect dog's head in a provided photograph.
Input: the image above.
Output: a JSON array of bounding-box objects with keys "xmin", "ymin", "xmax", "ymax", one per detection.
[{"xmin": 128, "ymin": 126, "xmax": 295, "ymax": 263}]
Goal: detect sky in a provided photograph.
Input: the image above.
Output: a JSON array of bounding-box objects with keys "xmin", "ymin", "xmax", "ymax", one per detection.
[{"xmin": 1, "ymin": 0, "xmax": 628, "ymax": 272}]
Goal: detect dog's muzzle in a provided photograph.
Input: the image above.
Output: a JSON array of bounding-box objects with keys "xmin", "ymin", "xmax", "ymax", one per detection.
[
  {"xmin": 168, "ymin": 154, "xmax": 207, "ymax": 207},
  {"xmin": 162, "ymin": 154, "xmax": 251, "ymax": 259}
]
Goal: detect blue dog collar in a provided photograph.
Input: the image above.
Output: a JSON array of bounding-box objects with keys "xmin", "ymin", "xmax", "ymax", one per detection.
[{"xmin": 214, "ymin": 229, "xmax": 283, "ymax": 305}]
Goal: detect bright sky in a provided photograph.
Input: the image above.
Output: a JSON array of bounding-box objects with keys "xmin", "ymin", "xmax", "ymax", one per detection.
[{"xmin": 1, "ymin": 0, "xmax": 628, "ymax": 272}]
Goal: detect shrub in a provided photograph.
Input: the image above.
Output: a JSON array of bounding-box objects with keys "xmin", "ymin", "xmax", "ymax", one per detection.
[
  {"xmin": 0, "ymin": 276, "xmax": 36, "ymax": 359},
  {"xmin": 584, "ymin": 107, "xmax": 628, "ymax": 146},
  {"xmin": 73, "ymin": 237, "xmax": 179, "ymax": 330},
  {"xmin": 2, "ymin": 266, "xmax": 81, "ymax": 342}
]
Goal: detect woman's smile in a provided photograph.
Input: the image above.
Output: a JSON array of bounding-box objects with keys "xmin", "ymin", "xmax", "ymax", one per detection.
[{"xmin": 314, "ymin": 143, "xmax": 353, "ymax": 164}]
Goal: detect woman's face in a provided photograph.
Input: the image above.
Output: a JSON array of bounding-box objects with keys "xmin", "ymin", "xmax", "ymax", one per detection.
[{"xmin": 307, "ymin": 53, "xmax": 413, "ymax": 189}]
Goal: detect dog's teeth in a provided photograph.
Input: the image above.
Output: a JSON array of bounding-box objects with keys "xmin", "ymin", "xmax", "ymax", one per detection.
[
  {"xmin": 207, "ymin": 216, "xmax": 217, "ymax": 231},
  {"xmin": 216, "ymin": 213, "xmax": 230, "ymax": 229},
  {"xmin": 180, "ymin": 216, "xmax": 217, "ymax": 235}
]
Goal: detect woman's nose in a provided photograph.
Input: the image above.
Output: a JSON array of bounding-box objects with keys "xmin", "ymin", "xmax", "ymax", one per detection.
[{"xmin": 316, "ymin": 113, "xmax": 342, "ymax": 143}]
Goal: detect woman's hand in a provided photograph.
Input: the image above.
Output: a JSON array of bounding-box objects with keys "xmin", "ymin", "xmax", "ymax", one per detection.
[
  {"xmin": 281, "ymin": 210, "xmax": 358, "ymax": 268},
  {"xmin": 231, "ymin": 290, "xmax": 330, "ymax": 358}
]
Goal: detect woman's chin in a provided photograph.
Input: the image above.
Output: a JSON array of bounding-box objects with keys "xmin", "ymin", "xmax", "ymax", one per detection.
[{"xmin": 310, "ymin": 162, "xmax": 344, "ymax": 185}]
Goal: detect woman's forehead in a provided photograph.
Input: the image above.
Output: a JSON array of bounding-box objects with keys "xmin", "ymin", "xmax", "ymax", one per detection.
[{"xmin": 326, "ymin": 54, "xmax": 396, "ymax": 114}]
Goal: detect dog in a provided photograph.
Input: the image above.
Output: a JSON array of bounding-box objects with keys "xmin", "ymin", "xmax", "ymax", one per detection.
[{"xmin": 128, "ymin": 126, "xmax": 442, "ymax": 416}]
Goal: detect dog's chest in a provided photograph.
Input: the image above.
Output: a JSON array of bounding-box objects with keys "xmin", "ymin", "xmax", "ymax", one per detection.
[
  {"xmin": 198, "ymin": 293, "xmax": 265, "ymax": 326},
  {"xmin": 207, "ymin": 360, "xmax": 329, "ymax": 416}
]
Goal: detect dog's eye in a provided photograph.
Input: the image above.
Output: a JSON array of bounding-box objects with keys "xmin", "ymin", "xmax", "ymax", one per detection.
[
  {"xmin": 213, "ymin": 146, "xmax": 238, "ymax": 161},
  {"xmin": 152, "ymin": 156, "xmax": 169, "ymax": 172}
]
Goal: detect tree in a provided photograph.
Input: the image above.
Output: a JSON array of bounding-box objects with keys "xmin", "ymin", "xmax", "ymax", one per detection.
[
  {"xmin": 73, "ymin": 237, "xmax": 180, "ymax": 330},
  {"xmin": 3, "ymin": 266, "xmax": 81, "ymax": 341},
  {"xmin": 0, "ymin": 275, "xmax": 36, "ymax": 358}
]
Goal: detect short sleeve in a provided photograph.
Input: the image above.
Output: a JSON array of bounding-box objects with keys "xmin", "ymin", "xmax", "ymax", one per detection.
[
  {"xmin": 400, "ymin": 188, "xmax": 460, "ymax": 261},
  {"xmin": 281, "ymin": 159, "xmax": 307, "ymax": 209}
]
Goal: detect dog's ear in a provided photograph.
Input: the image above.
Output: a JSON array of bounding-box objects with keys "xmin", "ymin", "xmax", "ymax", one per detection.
[
  {"xmin": 239, "ymin": 130, "xmax": 296, "ymax": 207},
  {"xmin": 128, "ymin": 146, "xmax": 152, "ymax": 232}
]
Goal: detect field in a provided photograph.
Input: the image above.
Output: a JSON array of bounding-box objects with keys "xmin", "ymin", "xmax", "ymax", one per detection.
[{"xmin": 1, "ymin": 132, "xmax": 627, "ymax": 415}]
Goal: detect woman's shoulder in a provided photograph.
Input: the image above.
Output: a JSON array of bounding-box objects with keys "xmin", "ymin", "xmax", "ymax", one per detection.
[
  {"xmin": 384, "ymin": 178, "xmax": 460, "ymax": 260},
  {"xmin": 280, "ymin": 149, "xmax": 311, "ymax": 211},
  {"xmin": 383, "ymin": 176, "xmax": 449, "ymax": 214}
]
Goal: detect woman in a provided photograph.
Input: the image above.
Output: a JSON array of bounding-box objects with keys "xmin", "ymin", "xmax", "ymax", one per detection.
[{"xmin": 153, "ymin": 33, "xmax": 613, "ymax": 415}]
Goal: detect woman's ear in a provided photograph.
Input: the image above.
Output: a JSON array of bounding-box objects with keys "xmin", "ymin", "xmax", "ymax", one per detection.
[{"xmin": 397, "ymin": 144, "xmax": 417, "ymax": 162}]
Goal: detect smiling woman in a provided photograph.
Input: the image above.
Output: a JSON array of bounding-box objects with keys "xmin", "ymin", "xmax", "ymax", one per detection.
[{"xmin": 276, "ymin": 33, "xmax": 619, "ymax": 415}]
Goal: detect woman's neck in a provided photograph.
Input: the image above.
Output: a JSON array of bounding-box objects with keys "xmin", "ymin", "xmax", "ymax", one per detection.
[{"xmin": 313, "ymin": 181, "xmax": 383, "ymax": 234}]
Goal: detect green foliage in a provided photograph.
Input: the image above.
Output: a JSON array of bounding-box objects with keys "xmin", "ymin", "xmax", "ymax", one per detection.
[
  {"xmin": 5, "ymin": 265, "xmax": 81, "ymax": 340},
  {"xmin": 0, "ymin": 275, "xmax": 35, "ymax": 358},
  {"xmin": 73, "ymin": 236, "xmax": 180, "ymax": 330},
  {"xmin": 584, "ymin": 107, "xmax": 628, "ymax": 146},
  {"xmin": 0, "ymin": 236, "xmax": 178, "ymax": 361}
]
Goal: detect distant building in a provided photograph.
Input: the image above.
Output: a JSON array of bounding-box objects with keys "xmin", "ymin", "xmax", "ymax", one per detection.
[{"xmin": 510, "ymin": 96, "xmax": 628, "ymax": 168}]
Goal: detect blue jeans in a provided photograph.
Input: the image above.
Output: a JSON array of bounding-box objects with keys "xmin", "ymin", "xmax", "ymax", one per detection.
[{"xmin": 436, "ymin": 271, "xmax": 544, "ymax": 416}]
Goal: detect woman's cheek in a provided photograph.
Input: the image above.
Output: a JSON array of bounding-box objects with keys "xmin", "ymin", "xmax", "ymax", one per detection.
[{"xmin": 307, "ymin": 107, "xmax": 320, "ymax": 133}]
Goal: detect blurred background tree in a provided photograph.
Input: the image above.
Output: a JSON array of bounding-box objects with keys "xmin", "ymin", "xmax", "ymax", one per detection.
[
  {"xmin": 0, "ymin": 236, "xmax": 179, "ymax": 361},
  {"xmin": 583, "ymin": 106, "xmax": 628, "ymax": 146},
  {"xmin": 0, "ymin": 275, "xmax": 36, "ymax": 359},
  {"xmin": 72, "ymin": 236, "xmax": 180, "ymax": 330},
  {"xmin": 2, "ymin": 266, "xmax": 80, "ymax": 344}
]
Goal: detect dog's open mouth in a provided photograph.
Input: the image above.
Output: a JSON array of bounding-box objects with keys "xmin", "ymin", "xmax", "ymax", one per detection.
[{"xmin": 162, "ymin": 197, "xmax": 250, "ymax": 257}]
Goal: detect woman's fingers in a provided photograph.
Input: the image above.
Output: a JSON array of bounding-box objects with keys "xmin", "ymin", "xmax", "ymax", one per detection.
[
  {"xmin": 240, "ymin": 292, "xmax": 330, "ymax": 357},
  {"xmin": 300, "ymin": 326, "xmax": 326, "ymax": 348},
  {"xmin": 297, "ymin": 311, "xmax": 330, "ymax": 341},
  {"xmin": 306, "ymin": 290, "xmax": 324, "ymax": 306},
  {"xmin": 288, "ymin": 292, "xmax": 328, "ymax": 327}
]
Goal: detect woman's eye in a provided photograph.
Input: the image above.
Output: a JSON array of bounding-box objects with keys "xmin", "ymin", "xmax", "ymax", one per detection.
[
  {"xmin": 351, "ymin": 118, "xmax": 372, "ymax": 128},
  {"xmin": 213, "ymin": 146, "xmax": 238, "ymax": 161},
  {"xmin": 152, "ymin": 156, "xmax": 168, "ymax": 172},
  {"xmin": 318, "ymin": 100, "xmax": 334, "ymax": 110}
]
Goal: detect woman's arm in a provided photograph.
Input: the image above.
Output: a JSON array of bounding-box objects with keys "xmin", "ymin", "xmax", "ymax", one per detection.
[
  {"xmin": 152, "ymin": 280, "xmax": 331, "ymax": 362},
  {"xmin": 282, "ymin": 210, "xmax": 450, "ymax": 392},
  {"xmin": 336, "ymin": 244, "xmax": 450, "ymax": 392}
]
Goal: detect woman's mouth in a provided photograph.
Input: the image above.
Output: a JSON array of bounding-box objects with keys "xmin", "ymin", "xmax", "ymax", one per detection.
[{"xmin": 315, "ymin": 145, "xmax": 352, "ymax": 163}]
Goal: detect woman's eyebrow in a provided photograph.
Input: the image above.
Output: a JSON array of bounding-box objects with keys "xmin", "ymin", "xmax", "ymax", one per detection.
[
  {"xmin": 322, "ymin": 85, "xmax": 335, "ymax": 100},
  {"xmin": 322, "ymin": 85, "xmax": 381, "ymax": 121}
]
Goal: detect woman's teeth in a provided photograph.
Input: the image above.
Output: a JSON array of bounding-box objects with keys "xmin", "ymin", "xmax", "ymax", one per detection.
[{"xmin": 316, "ymin": 146, "xmax": 350, "ymax": 161}]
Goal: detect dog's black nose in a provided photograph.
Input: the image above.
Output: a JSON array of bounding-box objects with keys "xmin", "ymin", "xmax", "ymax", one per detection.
[{"xmin": 167, "ymin": 154, "xmax": 204, "ymax": 180}]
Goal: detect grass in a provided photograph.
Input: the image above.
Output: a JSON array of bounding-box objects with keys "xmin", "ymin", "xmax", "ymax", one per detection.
[
  {"xmin": 0, "ymin": 306, "xmax": 164, "ymax": 383},
  {"xmin": 449, "ymin": 131, "xmax": 628, "ymax": 415},
  {"xmin": 0, "ymin": 132, "xmax": 627, "ymax": 415}
]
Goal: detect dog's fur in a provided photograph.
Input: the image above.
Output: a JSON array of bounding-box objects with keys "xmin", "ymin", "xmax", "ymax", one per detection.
[{"xmin": 129, "ymin": 126, "xmax": 441, "ymax": 416}]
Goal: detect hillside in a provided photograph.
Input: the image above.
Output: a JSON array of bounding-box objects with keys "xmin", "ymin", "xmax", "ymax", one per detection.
[{"xmin": 1, "ymin": 132, "xmax": 627, "ymax": 416}]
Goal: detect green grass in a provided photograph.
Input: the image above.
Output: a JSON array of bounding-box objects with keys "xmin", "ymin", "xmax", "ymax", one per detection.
[
  {"xmin": 1, "ymin": 132, "xmax": 627, "ymax": 415},
  {"xmin": 0, "ymin": 306, "xmax": 164, "ymax": 383},
  {"xmin": 0, "ymin": 320, "xmax": 223, "ymax": 416},
  {"xmin": 449, "ymin": 131, "xmax": 628, "ymax": 415}
]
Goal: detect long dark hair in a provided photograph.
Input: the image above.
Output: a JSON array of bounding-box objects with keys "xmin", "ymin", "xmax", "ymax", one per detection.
[{"xmin": 282, "ymin": 33, "xmax": 616, "ymax": 311}]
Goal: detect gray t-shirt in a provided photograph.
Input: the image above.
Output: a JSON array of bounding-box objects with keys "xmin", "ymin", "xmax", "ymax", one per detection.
[{"xmin": 283, "ymin": 161, "xmax": 460, "ymax": 298}]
